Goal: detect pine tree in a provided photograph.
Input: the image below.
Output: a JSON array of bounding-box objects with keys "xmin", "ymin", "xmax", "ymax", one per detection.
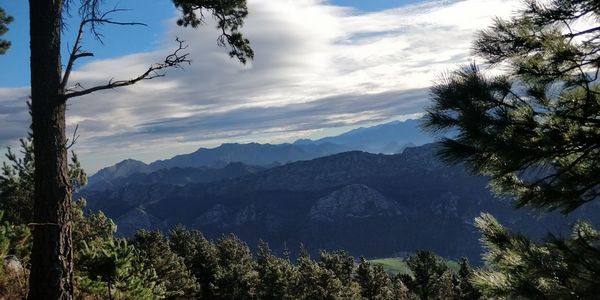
[
  {"xmin": 211, "ymin": 234, "xmax": 258, "ymax": 299},
  {"xmin": 188, "ymin": 231, "xmax": 220, "ymax": 299},
  {"xmin": 318, "ymin": 250, "xmax": 355, "ymax": 286},
  {"xmin": 0, "ymin": 139, "xmax": 35, "ymax": 224},
  {"xmin": 456, "ymin": 258, "xmax": 480, "ymax": 300},
  {"xmin": 293, "ymin": 249, "xmax": 351, "ymax": 300},
  {"xmin": 77, "ymin": 238, "xmax": 164, "ymax": 299},
  {"xmin": 405, "ymin": 251, "xmax": 449, "ymax": 300},
  {"xmin": 423, "ymin": 0, "xmax": 600, "ymax": 213},
  {"xmin": 255, "ymin": 241, "xmax": 296, "ymax": 300},
  {"xmin": 432, "ymin": 270, "xmax": 457, "ymax": 300},
  {"xmin": 168, "ymin": 225, "xmax": 201, "ymax": 268},
  {"xmin": 0, "ymin": 136, "xmax": 87, "ymax": 225},
  {"xmin": 423, "ymin": 0, "xmax": 600, "ymax": 298},
  {"xmin": 391, "ymin": 276, "xmax": 415, "ymax": 300},
  {"xmin": 471, "ymin": 213, "xmax": 600, "ymax": 298},
  {"xmin": 132, "ymin": 230, "xmax": 200, "ymax": 299},
  {"xmin": 355, "ymin": 257, "xmax": 394, "ymax": 300}
]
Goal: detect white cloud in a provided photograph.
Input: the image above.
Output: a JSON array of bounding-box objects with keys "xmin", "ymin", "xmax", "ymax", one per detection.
[{"xmin": 0, "ymin": 0, "xmax": 522, "ymax": 172}]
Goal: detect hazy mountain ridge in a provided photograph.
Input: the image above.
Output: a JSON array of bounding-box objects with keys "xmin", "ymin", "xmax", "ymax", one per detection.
[
  {"xmin": 297, "ymin": 118, "xmax": 430, "ymax": 153},
  {"xmin": 87, "ymin": 119, "xmax": 433, "ymax": 188},
  {"xmin": 86, "ymin": 162, "xmax": 265, "ymax": 191}
]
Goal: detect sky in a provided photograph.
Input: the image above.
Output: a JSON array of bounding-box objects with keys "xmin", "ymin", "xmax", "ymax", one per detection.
[{"xmin": 0, "ymin": 0, "xmax": 522, "ymax": 172}]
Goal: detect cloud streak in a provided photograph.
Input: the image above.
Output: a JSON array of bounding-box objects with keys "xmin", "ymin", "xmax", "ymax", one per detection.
[{"xmin": 0, "ymin": 0, "xmax": 521, "ymax": 171}]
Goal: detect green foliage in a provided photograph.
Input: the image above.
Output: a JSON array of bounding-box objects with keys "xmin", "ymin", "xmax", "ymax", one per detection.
[
  {"xmin": 77, "ymin": 238, "xmax": 165, "ymax": 299},
  {"xmin": 211, "ymin": 234, "xmax": 259, "ymax": 299},
  {"xmin": 423, "ymin": 1, "xmax": 600, "ymax": 298},
  {"xmin": 0, "ymin": 139, "xmax": 35, "ymax": 224},
  {"xmin": 390, "ymin": 275, "xmax": 414, "ymax": 300},
  {"xmin": 404, "ymin": 251, "xmax": 451, "ymax": 300},
  {"xmin": 472, "ymin": 213, "xmax": 600, "ymax": 299},
  {"xmin": 168, "ymin": 224, "xmax": 201, "ymax": 267},
  {"xmin": 186, "ymin": 229, "xmax": 220, "ymax": 298},
  {"xmin": 0, "ymin": 211, "xmax": 31, "ymax": 260},
  {"xmin": 456, "ymin": 257, "xmax": 480, "ymax": 300},
  {"xmin": 255, "ymin": 241, "xmax": 296, "ymax": 300},
  {"xmin": 0, "ymin": 7, "xmax": 12, "ymax": 54},
  {"xmin": 318, "ymin": 250, "xmax": 354, "ymax": 286},
  {"xmin": 292, "ymin": 249, "xmax": 357, "ymax": 300},
  {"xmin": 423, "ymin": 0, "xmax": 600, "ymax": 213},
  {"xmin": 132, "ymin": 230, "xmax": 200, "ymax": 298},
  {"xmin": 0, "ymin": 137, "xmax": 88, "ymax": 224},
  {"xmin": 172, "ymin": 0, "xmax": 254, "ymax": 63},
  {"xmin": 355, "ymin": 257, "xmax": 394, "ymax": 300},
  {"xmin": 72, "ymin": 199, "xmax": 116, "ymax": 253}
]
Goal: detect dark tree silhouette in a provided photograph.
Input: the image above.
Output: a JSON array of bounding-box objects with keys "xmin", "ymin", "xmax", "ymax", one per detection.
[
  {"xmin": 0, "ymin": 7, "xmax": 13, "ymax": 54},
  {"xmin": 26, "ymin": 1, "xmax": 252, "ymax": 299},
  {"xmin": 423, "ymin": 0, "xmax": 600, "ymax": 213}
]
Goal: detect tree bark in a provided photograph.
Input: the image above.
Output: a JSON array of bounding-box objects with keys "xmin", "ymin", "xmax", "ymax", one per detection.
[{"xmin": 28, "ymin": 0, "xmax": 73, "ymax": 299}]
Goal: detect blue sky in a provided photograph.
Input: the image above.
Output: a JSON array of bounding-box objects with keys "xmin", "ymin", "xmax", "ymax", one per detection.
[
  {"xmin": 0, "ymin": 0, "xmax": 422, "ymax": 87},
  {"xmin": 0, "ymin": 0, "xmax": 520, "ymax": 172}
]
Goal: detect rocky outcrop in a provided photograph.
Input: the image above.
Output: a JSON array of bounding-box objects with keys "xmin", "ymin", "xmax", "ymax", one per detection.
[
  {"xmin": 195, "ymin": 204, "xmax": 230, "ymax": 226},
  {"xmin": 310, "ymin": 184, "xmax": 402, "ymax": 222},
  {"xmin": 115, "ymin": 208, "xmax": 161, "ymax": 237}
]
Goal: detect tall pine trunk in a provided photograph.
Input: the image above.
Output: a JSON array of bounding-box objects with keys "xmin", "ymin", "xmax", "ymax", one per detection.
[{"xmin": 28, "ymin": 0, "xmax": 73, "ymax": 299}]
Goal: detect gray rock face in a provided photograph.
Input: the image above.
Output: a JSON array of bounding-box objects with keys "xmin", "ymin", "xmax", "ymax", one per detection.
[
  {"xmin": 234, "ymin": 205, "xmax": 257, "ymax": 225},
  {"xmin": 430, "ymin": 192, "xmax": 459, "ymax": 217},
  {"xmin": 310, "ymin": 184, "xmax": 402, "ymax": 222},
  {"xmin": 195, "ymin": 204, "xmax": 230, "ymax": 226},
  {"xmin": 115, "ymin": 208, "xmax": 160, "ymax": 236}
]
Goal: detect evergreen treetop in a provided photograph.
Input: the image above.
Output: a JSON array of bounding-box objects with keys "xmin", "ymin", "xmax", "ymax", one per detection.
[{"xmin": 423, "ymin": 0, "xmax": 600, "ymax": 213}]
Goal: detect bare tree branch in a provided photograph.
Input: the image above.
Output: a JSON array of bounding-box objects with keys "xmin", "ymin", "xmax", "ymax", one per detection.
[
  {"xmin": 65, "ymin": 124, "xmax": 80, "ymax": 150},
  {"xmin": 82, "ymin": 6, "xmax": 147, "ymax": 43},
  {"xmin": 61, "ymin": 7, "xmax": 147, "ymax": 90},
  {"xmin": 61, "ymin": 20, "xmax": 89, "ymax": 90},
  {"xmin": 65, "ymin": 38, "xmax": 190, "ymax": 100}
]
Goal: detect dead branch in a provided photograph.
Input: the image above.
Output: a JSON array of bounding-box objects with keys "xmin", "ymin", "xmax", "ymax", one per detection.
[
  {"xmin": 65, "ymin": 124, "xmax": 80, "ymax": 150},
  {"xmin": 65, "ymin": 38, "xmax": 190, "ymax": 100},
  {"xmin": 61, "ymin": 7, "xmax": 147, "ymax": 90}
]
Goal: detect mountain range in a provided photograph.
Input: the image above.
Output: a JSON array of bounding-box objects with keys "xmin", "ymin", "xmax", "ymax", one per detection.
[
  {"xmin": 81, "ymin": 132, "xmax": 599, "ymax": 263},
  {"xmin": 87, "ymin": 118, "xmax": 431, "ymax": 190}
]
